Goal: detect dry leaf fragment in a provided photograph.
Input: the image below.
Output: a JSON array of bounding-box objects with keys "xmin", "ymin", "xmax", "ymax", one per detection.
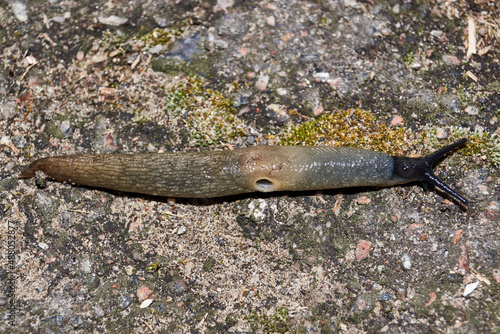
[
  {"xmin": 471, "ymin": 269, "xmax": 491, "ymax": 285},
  {"xmin": 466, "ymin": 70, "xmax": 478, "ymax": 82},
  {"xmin": 467, "ymin": 16, "xmax": 477, "ymax": 59}
]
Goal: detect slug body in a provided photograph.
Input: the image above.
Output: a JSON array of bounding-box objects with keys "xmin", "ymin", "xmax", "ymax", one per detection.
[{"xmin": 19, "ymin": 139, "xmax": 468, "ymax": 205}]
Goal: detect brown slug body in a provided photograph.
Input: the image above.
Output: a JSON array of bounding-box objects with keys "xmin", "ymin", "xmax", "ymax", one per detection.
[{"xmin": 19, "ymin": 139, "xmax": 468, "ymax": 205}]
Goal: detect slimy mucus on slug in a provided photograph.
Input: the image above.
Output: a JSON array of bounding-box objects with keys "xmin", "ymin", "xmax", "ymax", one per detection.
[{"xmin": 19, "ymin": 139, "xmax": 468, "ymax": 206}]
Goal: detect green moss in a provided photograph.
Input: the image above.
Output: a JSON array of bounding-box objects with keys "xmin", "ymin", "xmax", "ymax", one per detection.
[
  {"xmin": 403, "ymin": 50, "xmax": 415, "ymax": 66},
  {"xmin": 425, "ymin": 126, "xmax": 500, "ymax": 168},
  {"xmin": 281, "ymin": 108, "xmax": 409, "ymax": 155},
  {"xmin": 247, "ymin": 306, "xmax": 291, "ymax": 333},
  {"xmin": 131, "ymin": 108, "xmax": 148, "ymax": 124},
  {"xmin": 147, "ymin": 262, "xmax": 161, "ymax": 272},
  {"xmin": 164, "ymin": 76, "xmax": 245, "ymax": 146},
  {"xmin": 99, "ymin": 29, "xmax": 130, "ymax": 52},
  {"xmin": 281, "ymin": 108, "xmax": 499, "ymax": 168},
  {"xmin": 486, "ymin": 80, "xmax": 500, "ymax": 93},
  {"xmin": 203, "ymin": 256, "xmax": 216, "ymax": 272},
  {"xmin": 140, "ymin": 27, "xmax": 185, "ymax": 47},
  {"xmin": 151, "ymin": 52, "xmax": 214, "ymax": 77}
]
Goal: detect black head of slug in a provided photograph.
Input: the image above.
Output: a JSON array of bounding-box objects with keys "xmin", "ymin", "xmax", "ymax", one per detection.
[{"xmin": 391, "ymin": 138, "xmax": 468, "ymax": 206}]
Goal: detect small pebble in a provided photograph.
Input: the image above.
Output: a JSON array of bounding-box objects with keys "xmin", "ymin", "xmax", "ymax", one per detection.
[
  {"xmin": 98, "ymin": 15, "xmax": 128, "ymax": 26},
  {"xmin": 464, "ymin": 106, "xmax": 479, "ymax": 115},
  {"xmin": 485, "ymin": 201, "xmax": 499, "ymax": 212},
  {"xmin": 492, "ymin": 269, "xmax": 500, "ymax": 283},
  {"xmin": 355, "ymin": 240, "xmax": 371, "ymax": 261},
  {"xmin": 177, "ymin": 225, "xmax": 187, "ymax": 235},
  {"xmin": 136, "ymin": 286, "xmax": 153, "ymax": 301},
  {"xmin": 391, "ymin": 115, "xmax": 404, "ymax": 126},
  {"xmin": 148, "ymin": 44, "xmax": 164, "ymax": 54},
  {"xmin": 60, "ymin": 120, "xmax": 72, "ymax": 138},
  {"xmin": 0, "ymin": 101, "xmax": 19, "ymax": 120},
  {"xmin": 379, "ymin": 292, "xmax": 393, "ymax": 301},
  {"xmin": 463, "ymin": 281, "xmax": 479, "ymax": 296},
  {"xmin": 442, "ymin": 54, "xmax": 460, "ymax": 66},
  {"xmin": 396, "ymin": 288, "xmax": 406, "ymax": 301},
  {"xmin": 381, "ymin": 301, "xmax": 392, "ymax": 313},
  {"xmin": 10, "ymin": 1, "xmax": 28, "ymax": 22},
  {"xmin": 76, "ymin": 50, "xmax": 85, "ymax": 61},
  {"xmin": 276, "ymin": 88, "xmax": 287, "ymax": 96},
  {"xmin": 119, "ymin": 295, "xmax": 131, "ymax": 308},
  {"xmin": 125, "ymin": 265, "xmax": 134, "ymax": 276},
  {"xmin": 71, "ymin": 315, "xmax": 84, "ymax": 328},
  {"xmin": 26, "ymin": 55, "xmax": 37, "ymax": 65},
  {"xmin": 94, "ymin": 306, "xmax": 105, "ymax": 319},
  {"xmin": 436, "ymin": 128, "xmax": 448, "ymax": 139},
  {"xmin": 81, "ymin": 259, "xmax": 91, "ymax": 273},
  {"xmin": 4, "ymin": 160, "xmax": 15, "ymax": 172},
  {"xmin": 0, "ymin": 136, "xmax": 11, "ymax": 146},
  {"xmin": 52, "ymin": 12, "xmax": 70, "ymax": 24},
  {"xmin": 170, "ymin": 279, "xmax": 188, "ymax": 294},
  {"xmin": 402, "ymin": 253, "xmax": 411, "ymax": 270},
  {"xmin": 255, "ymin": 73, "xmax": 269, "ymax": 91},
  {"xmin": 357, "ymin": 196, "xmax": 371, "ymax": 205},
  {"xmin": 313, "ymin": 72, "xmax": 330, "ymax": 82},
  {"xmin": 140, "ymin": 298, "xmax": 154, "ymax": 308},
  {"xmin": 430, "ymin": 30, "xmax": 444, "ymax": 39}
]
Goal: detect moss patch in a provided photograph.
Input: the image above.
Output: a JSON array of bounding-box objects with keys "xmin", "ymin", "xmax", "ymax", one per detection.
[
  {"xmin": 281, "ymin": 108, "xmax": 500, "ymax": 168},
  {"xmin": 164, "ymin": 76, "xmax": 245, "ymax": 146},
  {"xmin": 247, "ymin": 306, "xmax": 291, "ymax": 333},
  {"xmin": 281, "ymin": 108, "xmax": 410, "ymax": 155}
]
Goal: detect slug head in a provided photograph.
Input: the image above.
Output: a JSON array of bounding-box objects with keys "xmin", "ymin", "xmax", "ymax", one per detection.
[{"xmin": 391, "ymin": 138, "xmax": 468, "ymax": 206}]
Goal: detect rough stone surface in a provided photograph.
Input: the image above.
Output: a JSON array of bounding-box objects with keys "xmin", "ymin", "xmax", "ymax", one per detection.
[{"xmin": 0, "ymin": 0, "xmax": 498, "ymax": 333}]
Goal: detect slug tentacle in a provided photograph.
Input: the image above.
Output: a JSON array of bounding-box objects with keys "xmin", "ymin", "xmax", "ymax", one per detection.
[{"xmin": 390, "ymin": 138, "xmax": 468, "ymax": 205}]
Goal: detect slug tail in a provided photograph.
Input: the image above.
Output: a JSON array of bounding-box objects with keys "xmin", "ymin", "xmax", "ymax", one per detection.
[
  {"xmin": 19, "ymin": 158, "xmax": 51, "ymax": 179},
  {"xmin": 391, "ymin": 139, "xmax": 468, "ymax": 206}
]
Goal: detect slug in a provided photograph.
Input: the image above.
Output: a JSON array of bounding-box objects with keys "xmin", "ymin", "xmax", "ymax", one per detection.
[{"xmin": 19, "ymin": 138, "xmax": 468, "ymax": 205}]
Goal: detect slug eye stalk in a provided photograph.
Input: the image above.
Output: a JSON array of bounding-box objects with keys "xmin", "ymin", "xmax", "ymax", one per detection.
[{"xmin": 391, "ymin": 138, "xmax": 468, "ymax": 206}]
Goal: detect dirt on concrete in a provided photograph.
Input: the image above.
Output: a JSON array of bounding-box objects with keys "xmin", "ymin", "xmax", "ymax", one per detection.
[{"xmin": 0, "ymin": 0, "xmax": 498, "ymax": 333}]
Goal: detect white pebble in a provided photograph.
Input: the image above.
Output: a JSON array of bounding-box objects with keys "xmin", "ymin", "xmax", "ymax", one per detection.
[
  {"xmin": 276, "ymin": 88, "xmax": 287, "ymax": 96},
  {"xmin": 313, "ymin": 72, "xmax": 330, "ymax": 82},
  {"xmin": 0, "ymin": 136, "xmax": 11, "ymax": 146},
  {"xmin": 255, "ymin": 74, "xmax": 269, "ymax": 91},
  {"xmin": 463, "ymin": 281, "xmax": 479, "ymax": 297},
  {"xmin": 98, "ymin": 15, "xmax": 128, "ymax": 26},
  {"xmin": 402, "ymin": 253, "xmax": 411, "ymax": 270},
  {"xmin": 464, "ymin": 106, "xmax": 479, "ymax": 115},
  {"xmin": 10, "ymin": 1, "xmax": 28, "ymax": 22},
  {"xmin": 81, "ymin": 259, "xmax": 92, "ymax": 273},
  {"xmin": 436, "ymin": 128, "xmax": 448, "ymax": 139},
  {"xmin": 76, "ymin": 50, "xmax": 85, "ymax": 61},
  {"xmin": 140, "ymin": 298, "xmax": 154, "ymax": 308},
  {"xmin": 177, "ymin": 225, "xmax": 187, "ymax": 235}
]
